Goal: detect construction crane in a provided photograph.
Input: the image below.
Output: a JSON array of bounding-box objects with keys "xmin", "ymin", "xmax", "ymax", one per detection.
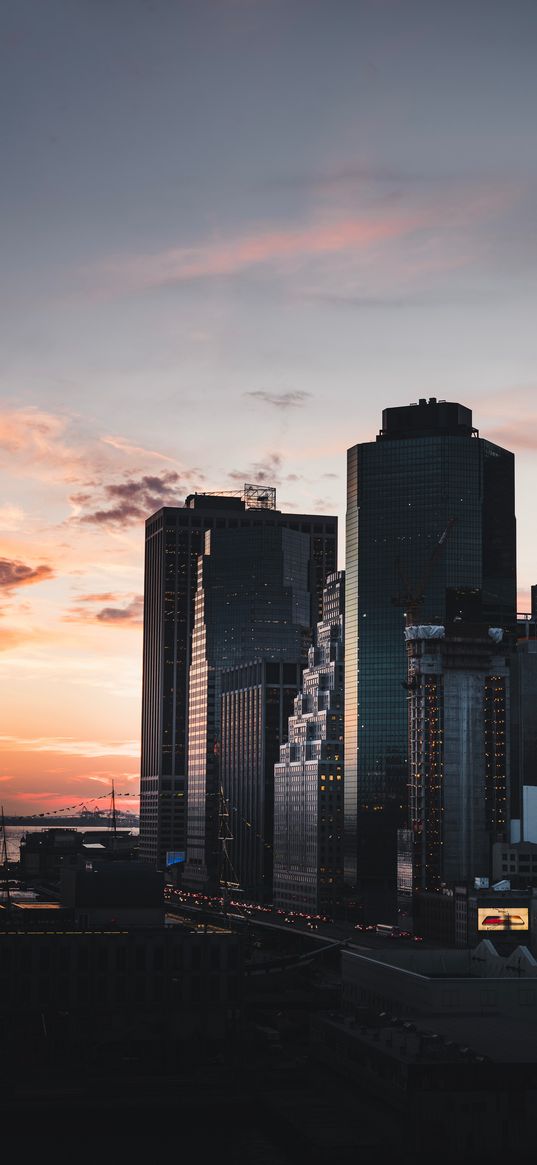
[
  {"xmin": 218, "ymin": 785, "xmax": 241, "ymax": 916},
  {"xmin": 393, "ymin": 517, "xmax": 456, "ymax": 627},
  {"xmin": 1, "ymin": 806, "xmax": 11, "ymax": 912}
]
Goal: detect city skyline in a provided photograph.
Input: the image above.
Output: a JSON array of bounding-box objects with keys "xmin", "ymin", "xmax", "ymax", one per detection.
[{"xmin": 1, "ymin": 0, "xmax": 537, "ymax": 814}]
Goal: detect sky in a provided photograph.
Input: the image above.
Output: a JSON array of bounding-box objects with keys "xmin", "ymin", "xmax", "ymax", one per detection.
[{"xmin": 1, "ymin": 0, "xmax": 537, "ymax": 813}]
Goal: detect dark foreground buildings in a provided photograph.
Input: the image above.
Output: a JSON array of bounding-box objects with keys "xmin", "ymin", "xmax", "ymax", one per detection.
[
  {"xmin": 345, "ymin": 398, "xmax": 516, "ymax": 914},
  {"xmin": 140, "ymin": 486, "xmax": 337, "ymax": 869}
]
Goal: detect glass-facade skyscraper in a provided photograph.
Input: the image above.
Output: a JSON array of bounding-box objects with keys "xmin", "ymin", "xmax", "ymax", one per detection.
[
  {"xmin": 140, "ymin": 488, "xmax": 337, "ymax": 869},
  {"xmin": 220, "ymin": 659, "xmax": 301, "ymax": 902},
  {"xmin": 345, "ymin": 398, "xmax": 516, "ymax": 911},
  {"xmin": 185, "ymin": 524, "xmax": 311, "ymax": 890}
]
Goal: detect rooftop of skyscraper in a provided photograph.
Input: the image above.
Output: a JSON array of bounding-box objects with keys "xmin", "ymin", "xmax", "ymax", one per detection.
[{"xmin": 379, "ymin": 397, "xmax": 477, "ymax": 441}]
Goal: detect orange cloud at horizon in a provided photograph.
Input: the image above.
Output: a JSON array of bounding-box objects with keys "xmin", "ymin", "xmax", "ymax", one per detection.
[{"xmin": 0, "ymin": 743, "xmax": 139, "ymax": 815}]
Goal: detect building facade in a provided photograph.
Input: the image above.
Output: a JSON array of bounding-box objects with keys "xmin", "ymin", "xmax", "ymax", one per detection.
[
  {"xmin": 397, "ymin": 622, "xmax": 510, "ymax": 909},
  {"xmin": 510, "ymin": 628, "xmax": 537, "ymax": 835},
  {"xmin": 140, "ymin": 488, "xmax": 337, "ymax": 868},
  {"xmin": 185, "ymin": 523, "xmax": 313, "ymax": 891},
  {"xmin": 220, "ymin": 659, "xmax": 301, "ymax": 902},
  {"xmin": 345, "ymin": 398, "xmax": 516, "ymax": 908},
  {"xmin": 273, "ymin": 571, "xmax": 344, "ymax": 914}
]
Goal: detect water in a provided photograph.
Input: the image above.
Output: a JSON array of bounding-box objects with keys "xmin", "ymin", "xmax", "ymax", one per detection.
[{"xmin": 3, "ymin": 825, "xmax": 139, "ymax": 864}]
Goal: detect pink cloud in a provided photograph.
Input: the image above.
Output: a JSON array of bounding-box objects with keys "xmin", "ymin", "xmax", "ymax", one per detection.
[
  {"xmin": 97, "ymin": 209, "xmax": 426, "ymax": 292},
  {"xmin": 0, "ymin": 408, "xmax": 190, "ymax": 500},
  {"xmin": 0, "ymin": 557, "xmax": 55, "ymax": 594},
  {"xmin": 0, "ymin": 407, "xmax": 87, "ymax": 484},
  {"xmin": 476, "ymin": 386, "xmax": 537, "ymax": 453},
  {"xmin": 487, "ymin": 424, "xmax": 537, "ymax": 452},
  {"xmin": 63, "ymin": 592, "xmax": 143, "ymax": 626},
  {"xmin": 91, "ymin": 180, "xmax": 518, "ymax": 298},
  {"xmin": 101, "ymin": 435, "xmax": 179, "ymax": 463}
]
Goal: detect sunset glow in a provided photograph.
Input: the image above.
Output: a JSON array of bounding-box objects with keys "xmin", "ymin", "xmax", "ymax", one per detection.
[{"xmin": 1, "ymin": 1, "xmax": 536, "ymax": 812}]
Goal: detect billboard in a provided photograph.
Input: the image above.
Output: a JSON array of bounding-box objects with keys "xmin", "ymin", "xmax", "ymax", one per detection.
[
  {"xmin": 478, "ymin": 907, "xmax": 529, "ymax": 932},
  {"xmin": 166, "ymin": 851, "xmax": 186, "ymax": 867}
]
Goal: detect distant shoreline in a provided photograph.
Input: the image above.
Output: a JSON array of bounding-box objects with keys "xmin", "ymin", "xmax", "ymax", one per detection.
[{"xmin": 4, "ymin": 816, "xmax": 139, "ymax": 828}]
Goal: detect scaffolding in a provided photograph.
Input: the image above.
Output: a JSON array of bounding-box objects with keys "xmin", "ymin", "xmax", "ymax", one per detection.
[{"xmin": 186, "ymin": 483, "xmax": 277, "ymax": 511}]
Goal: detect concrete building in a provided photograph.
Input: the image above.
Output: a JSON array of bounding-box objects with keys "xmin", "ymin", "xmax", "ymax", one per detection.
[
  {"xmin": 397, "ymin": 622, "xmax": 510, "ymax": 914},
  {"xmin": 0, "ymin": 924, "xmax": 243, "ymax": 1061},
  {"xmin": 341, "ymin": 938, "xmax": 537, "ymax": 1019},
  {"xmin": 312, "ymin": 940, "xmax": 537, "ymax": 1155},
  {"xmin": 273, "ymin": 572, "xmax": 344, "ymax": 914},
  {"xmin": 220, "ymin": 659, "xmax": 301, "ymax": 902},
  {"xmin": 60, "ymin": 860, "xmax": 165, "ymax": 928},
  {"xmin": 19, "ymin": 828, "xmax": 138, "ymax": 884},
  {"xmin": 493, "ymin": 840, "xmax": 537, "ymax": 887},
  {"xmin": 510, "ymin": 626, "xmax": 537, "ymax": 838},
  {"xmin": 412, "ymin": 882, "xmax": 534, "ymax": 951}
]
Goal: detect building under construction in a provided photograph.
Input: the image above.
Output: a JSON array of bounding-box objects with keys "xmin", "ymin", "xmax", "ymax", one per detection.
[{"xmin": 397, "ymin": 620, "xmax": 511, "ymax": 917}]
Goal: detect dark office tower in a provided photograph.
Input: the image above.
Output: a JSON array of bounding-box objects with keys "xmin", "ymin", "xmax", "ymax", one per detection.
[
  {"xmin": 185, "ymin": 524, "xmax": 312, "ymax": 891},
  {"xmin": 397, "ymin": 622, "xmax": 510, "ymax": 911},
  {"xmin": 345, "ymin": 398, "xmax": 516, "ymax": 909},
  {"xmin": 140, "ymin": 486, "xmax": 337, "ymax": 869},
  {"xmin": 273, "ymin": 572, "xmax": 345, "ymax": 915},
  {"xmin": 220, "ymin": 660, "xmax": 301, "ymax": 902},
  {"xmin": 510, "ymin": 609, "xmax": 537, "ymax": 838}
]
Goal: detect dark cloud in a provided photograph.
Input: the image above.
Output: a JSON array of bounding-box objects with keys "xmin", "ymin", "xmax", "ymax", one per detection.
[
  {"xmin": 96, "ymin": 596, "xmax": 143, "ymax": 624},
  {"xmin": 63, "ymin": 593, "xmax": 143, "ymax": 626},
  {"xmin": 313, "ymin": 497, "xmax": 336, "ymax": 511},
  {"xmin": 244, "ymin": 390, "xmax": 312, "ymax": 410},
  {"xmin": 72, "ymin": 471, "xmax": 186, "ymax": 526},
  {"xmin": 0, "ymin": 558, "xmax": 54, "ymax": 593},
  {"xmin": 228, "ymin": 452, "xmax": 283, "ymax": 486}
]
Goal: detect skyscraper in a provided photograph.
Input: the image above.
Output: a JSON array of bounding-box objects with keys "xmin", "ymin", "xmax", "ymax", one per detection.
[
  {"xmin": 397, "ymin": 620, "xmax": 510, "ymax": 907},
  {"xmin": 510, "ymin": 610, "xmax": 537, "ymax": 840},
  {"xmin": 220, "ymin": 659, "xmax": 301, "ymax": 902},
  {"xmin": 273, "ymin": 572, "xmax": 345, "ymax": 915},
  {"xmin": 140, "ymin": 487, "xmax": 337, "ymax": 868},
  {"xmin": 345, "ymin": 398, "xmax": 516, "ymax": 909},
  {"xmin": 185, "ymin": 524, "xmax": 311, "ymax": 890}
]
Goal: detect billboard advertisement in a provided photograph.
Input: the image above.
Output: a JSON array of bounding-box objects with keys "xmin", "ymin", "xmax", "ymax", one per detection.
[
  {"xmin": 478, "ymin": 907, "xmax": 529, "ymax": 932},
  {"xmin": 166, "ymin": 851, "xmax": 186, "ymax": 867}
]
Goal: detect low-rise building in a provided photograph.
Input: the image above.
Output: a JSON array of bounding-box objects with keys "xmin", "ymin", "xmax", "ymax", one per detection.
[
  {"xmin": 0, "ymin": 923, "xmax": 243, "ymax": 1059},
  {"xmin": 310, "ymin": 939, "xmax": 537, "ymax": 1154},
  {"xmin": 60, "ymin": 860, "xmax": 165, "ymax": 928}
]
